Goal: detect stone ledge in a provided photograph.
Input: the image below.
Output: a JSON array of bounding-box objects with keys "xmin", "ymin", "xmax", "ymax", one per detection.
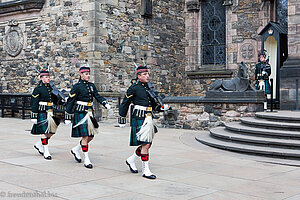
[
  {"xmin": 164, "ymin": 91, "xmax": 265, "ymax": 103},
  {"xmin": 0, "ymin": 0, "xmax": 45, "ymax": 15},
  {"xmin": 98, "ymin": 92, "xmax": 122, "ymax": 98},
  {"xmin": 187, "ymin": 70, "xmax": 233, "ymax": 79}
]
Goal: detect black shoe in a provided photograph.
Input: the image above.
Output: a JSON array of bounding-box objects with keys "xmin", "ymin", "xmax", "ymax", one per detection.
[
  {"xmin": 71, "ymin": 150, "xmax": 82, "ymax": 163},
  {"xmin": 84, "ymin": 164, "xmax": 93, "ymax": 169},
  {"xmin": 126, "ymin": 160, "xmax": 138, "ymax": 173},
  {"xmin": 34, "ymin": 145, "xmax": 44, "ymax": 155},
  {"xmin": 44, "ymin": 155, "xmax": 52, "ymax": 160},
  {"xmin": 143, "ymin": 174, "xmax": 156, "ymax": 179}
]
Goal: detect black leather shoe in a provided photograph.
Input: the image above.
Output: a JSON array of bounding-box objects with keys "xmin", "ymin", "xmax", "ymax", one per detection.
[
  {"xmin": 44, "ymin": 156, "xmax": 52, "ymax": 160},
  {"xmin": 34, "ymin": 145, "xmax": 44, "ymax": 155},
  {"xmin": 142, "ymin": 174, "xmax": 156, "ymax": 179},
  {"xmin": 126, "ymin": 160, "xmax": 138, "ymax": 173},
  {"xmin": 84, "ymin": 164, "xmax": 93, "ymax": 169},
  {"xmin": 71, "ymin": 150, "xmax": 82, "ymax": 163}
]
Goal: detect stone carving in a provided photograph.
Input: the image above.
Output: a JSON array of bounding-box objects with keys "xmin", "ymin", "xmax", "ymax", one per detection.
[
  {"xmin": 240, "ymin": 43, "xmax": 255, "ymax": 60},
  {"xmin": 4, "ymin": 20, "xmax": 23, "ymax": 57},
  {"xmin": 223, "ymin": 0, "xmax": 233, "ymax": 6},
  {"xmin": 209, "ymin": 62, "xmax": 255, "ymax": 92},
  {"xmin": 237, "ymin": 39, "xmax": 257, "ymax": 62},
  {"xmin": 186, "ymin": 1, "xmax": 200, "ymax": 12},
  {"xmin": 0, "ymin": 0, "xmax": 46, "ymax": 15}
]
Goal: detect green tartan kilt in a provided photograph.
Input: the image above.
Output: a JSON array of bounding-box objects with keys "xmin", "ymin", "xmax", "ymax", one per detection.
[
  {"xmin": 130, "ymin": 117, "xmax": 151, "ymax": 146},
  {"xmin": 71, "ymin": 111, "xmax": 94, "ymax": 138},
  {"xmin": 31, "ymin": 112, "xmax": 54, "ymax": 135}
]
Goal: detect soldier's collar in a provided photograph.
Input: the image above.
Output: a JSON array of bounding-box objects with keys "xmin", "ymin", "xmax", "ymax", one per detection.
[
  {"xmin": 79, "ymin": 79, "xmax": 88, "ymax": 84},
  {"xmin": 138, "ymin": 81, "xmax": 145, "ymax": 86},
  {"xmin": 42, "ymin": 82, "xmax": 49, "ymax": 86},
  {"xmin": 138, "ymin": 81, "xmax": 148, "ymax": 87}
]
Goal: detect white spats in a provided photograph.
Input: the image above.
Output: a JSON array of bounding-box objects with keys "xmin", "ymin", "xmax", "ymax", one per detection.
[
  {"xmin": 83, "ymin": 152, "xmax": 93, "ymax": 169},
  {"xmin": 34, "ymin": 140, "xmax": 44, "ymax": 155},
  {"xmin": 126, "ymin": 152, "xmax": 139, "ymax": 173},
  {"xmin": 142, "ymin": 161, "xmax": 156, "ymax": 179},
  {"xmin": 71, "ymin": 143, "xmax": 82, "ymax": 163},
  {"xmin": 43, "ymin": 144, "xmax": 51, "ymax": 160}
]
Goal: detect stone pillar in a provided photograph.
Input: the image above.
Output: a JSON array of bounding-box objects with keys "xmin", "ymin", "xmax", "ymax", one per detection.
[
  {"xmin": 185, "ymin": 0, "xmax": 201, "ymax": 72},
  {"xmin": 280, "ymin": 0, "xmax": 300, "ymax": 110}
]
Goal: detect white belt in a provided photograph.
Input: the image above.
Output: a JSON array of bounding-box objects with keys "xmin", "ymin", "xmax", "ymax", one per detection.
[
  {"xmin": 39, "ymin": 102, "xmax": 53, "ymax": 106},
  {"xmin": 76, "ymin": 101, "xmax": 93, "ymax": 106},
  {"xmin": 134, "ymin": 105, "xmax": 152, "ymax": 111}
]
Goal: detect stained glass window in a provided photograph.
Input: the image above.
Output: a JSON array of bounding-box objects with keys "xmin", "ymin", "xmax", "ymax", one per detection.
[{"xmin": 201, "ymin": 0, "xmax": 226, "ymax": 65}]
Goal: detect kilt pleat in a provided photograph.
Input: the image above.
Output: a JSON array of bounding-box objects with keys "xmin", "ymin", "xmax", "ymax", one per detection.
[
  {"xmin": 130, "ymin": 117, "xmax": 151, "ymax": 146},
  {"xmin": 31, "ymin": 112, "xmax": 52, "ymax": 135},
  {"xmin": 71, "ymin": 112, "xmax": 94, "ymax": 137}
]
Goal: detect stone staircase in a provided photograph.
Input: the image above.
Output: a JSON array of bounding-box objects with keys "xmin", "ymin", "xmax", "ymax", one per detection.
[{"xmin": 196, "ymin": 111, "xmax": 300, "ymax": 160}]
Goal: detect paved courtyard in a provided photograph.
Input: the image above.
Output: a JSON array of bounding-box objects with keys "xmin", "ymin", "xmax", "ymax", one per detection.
[{"xmin": 0, "ymin": 118, "xmax": 300, "ymax": 200}]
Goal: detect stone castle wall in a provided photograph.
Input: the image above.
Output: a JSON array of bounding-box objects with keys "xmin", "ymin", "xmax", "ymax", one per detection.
[{"xmin": 0, "ymin": 0, "xmax": 186, "ymax": 97}]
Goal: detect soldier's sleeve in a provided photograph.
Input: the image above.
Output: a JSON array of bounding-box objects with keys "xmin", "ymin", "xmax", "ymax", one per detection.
[
  {"xmin": 119, "ymin": 86, "xmax": 135, "ymax": 117},
  {"xmin": 151, "ymin": 97, "xmax": 162, "ymax": 112},
  {"xmin": 30, "ymin": 87, "xmax": 40, "ymax": 119},
  {"xmin": 65, "ymin": 85, "xmax": 78, "ymax": 119},
  {"xmin": 92, "ymin": 84, "xmax": 107, "ymax": 106}
]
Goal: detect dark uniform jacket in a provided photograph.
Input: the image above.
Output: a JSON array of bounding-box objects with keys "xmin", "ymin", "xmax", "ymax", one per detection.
[
  {"xmin": 30, "ymin": 81, "xmax": 58, "ymax": 119},
  {"xmin": 119, "ymin": 81, "xmax": 160, "ymax": 119},
  {"xmin": 255, "ymin": 62, "xmax": 271, "ymax": 81},
  {"xmin": 255, "ymin": 62, "xmax": 271, "ymax": 94},
  {"xmin": 65, "ymin": 79, "xmax": 107, "ymax": 117}
]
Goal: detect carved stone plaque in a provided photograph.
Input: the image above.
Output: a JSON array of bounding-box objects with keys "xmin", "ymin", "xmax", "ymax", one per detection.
[
  {"xmin": 237, "ymin": 39, "xmax": 257, "ymax": 63},
  {"xmin": 4, "ymin": 20, "xmax": 24, "ymax": 57}
]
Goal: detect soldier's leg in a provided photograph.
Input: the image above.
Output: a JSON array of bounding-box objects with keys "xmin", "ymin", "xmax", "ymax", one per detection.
[
  {"xmin": 141, "ymin": 144, "xmax": 156, "ymax": 179},
  {"xmin": 41, "ymin": 134, "xmax": 52, "ymax": 160},
  {"xmin": 87, "ymin": 136, "xmax": 93, "ymax": 143},
  {"xmin": 34, "ymin": 138, "xmax": 44, "ymax": 155},
  {"xmin": 126, "ymin": 145, "xmax": 142, "ymax": 173},
  {"xmin": 81, "ymin": 136, "xmax": 93, "ymax": 169},
  {"xmin": 71, "ymin": 140, "xmax": 82, "ymax": 163}
]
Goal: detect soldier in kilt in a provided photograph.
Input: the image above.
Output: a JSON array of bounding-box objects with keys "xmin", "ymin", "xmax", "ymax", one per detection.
[
  {"xmin": 255, "ymin": 51, "xmax": 271, "ymax": 94},
  {"xmin": 65, "ymin": 66, "xmax": 111, "ymax": 169},
  {"xmin": 31, "ymin": 70, "xmax": 60, "ymax": 160},
  {"xmin": 119, "ymin": 65, "xmax": 168, "ymax": 179}
]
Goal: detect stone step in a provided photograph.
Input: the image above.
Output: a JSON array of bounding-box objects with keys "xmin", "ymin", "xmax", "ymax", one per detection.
[
  {"xmin": 210, "ymin": 127, "xmax": 300, "ymax": 148},
  {"xmin": 195, "ymin": 132, "xmax": 300, "ymax": 159},
  {"xmin": 225, "ymin": 122, "xmax": 300, "ymax": 138},
  {"xmin": 255, "ymin": 111, "xmax": 300, "ymax": 122},
  {"xmin": 240, "ymin": 117, "xmax": 300, "ymax": 130}
]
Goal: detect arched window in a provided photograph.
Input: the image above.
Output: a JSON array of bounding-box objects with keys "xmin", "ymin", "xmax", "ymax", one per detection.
[{"xmin": 201, "ymin": 0, "xmax": 226, "ymax": 66}]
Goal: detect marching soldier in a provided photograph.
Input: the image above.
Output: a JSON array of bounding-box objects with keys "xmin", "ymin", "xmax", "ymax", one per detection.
[
  {"xmin": 31, "ymin": 70, "xmax": 60, "ymax": 160},
  {"xmin": 119, "ymin": 65, "xmax": 168, "ymax": 179},
  {"xmin": 65, "ymin": 65, "xmax": 111, "ymax": 169}
]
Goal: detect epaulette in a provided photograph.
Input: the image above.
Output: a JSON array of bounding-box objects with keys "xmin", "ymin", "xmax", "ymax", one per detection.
[
  {"xmin": 129, "ymin": 83, "xmax": 138, "ymax": 88},
  {"xmin": 37, "ymin": 82, "xmax": 43, "ymax": 87},
  {"xmin": 73, "ymin": 82, "xmax": 81, "ymax": 87}
]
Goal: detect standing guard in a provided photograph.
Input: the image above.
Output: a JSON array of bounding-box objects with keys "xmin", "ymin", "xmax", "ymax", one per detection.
[
  {"xmin": 118, "ymin": 65, "xmax": 168, "ymax": 179},
  {"xmin": 31, "ymin": 70, "xmax": 60, "ymax": 160},
  {"xmin": 65, "ymin": 65, "xmax": 111, "ymax": 169},
  {"xmin": 255, "ymin": 51, "xmax": 271, "ymax": 109},
  {"xmin": 255, "ymin": 51, "xmax": 271, "ymax": 94}
]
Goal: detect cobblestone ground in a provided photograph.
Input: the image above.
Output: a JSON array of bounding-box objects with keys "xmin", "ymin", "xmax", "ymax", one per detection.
[{"xmin": 0, "ymin": 118, "xmax": 300, "ymax": 200}]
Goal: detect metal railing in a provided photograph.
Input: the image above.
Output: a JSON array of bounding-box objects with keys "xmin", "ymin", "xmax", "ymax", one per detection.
[
  {"xmin": 0, "ymin": 92, "xmax": 123, "ymax": 120},
  {"xmin": 0, "ymin": 93, "xmax": 31, "ymax": 119}
]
